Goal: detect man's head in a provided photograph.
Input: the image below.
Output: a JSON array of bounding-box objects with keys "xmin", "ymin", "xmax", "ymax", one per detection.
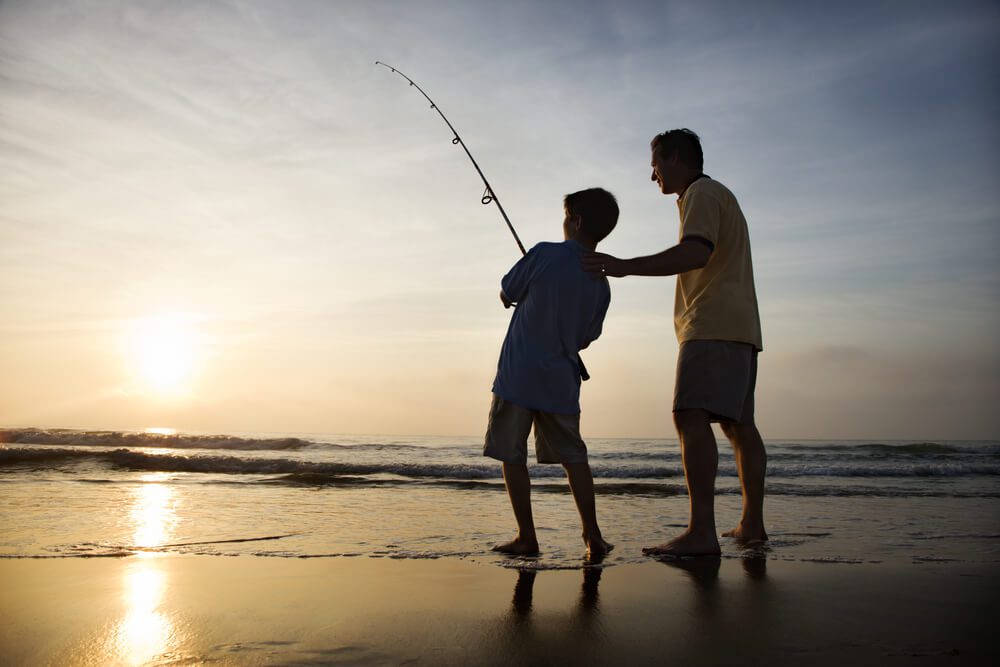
[
  {"xmin": 650, "ymin": 128, "xmax": 703, "ymax": 195},
  {"xmin": 563, "ymin": 187, "xmax": 619, "ymax": 248}
]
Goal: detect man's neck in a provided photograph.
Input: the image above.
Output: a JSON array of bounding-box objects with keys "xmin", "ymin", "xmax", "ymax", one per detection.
[{"xmin": 676, "ymin": 172, "xmax": 707, "ymax": 198}]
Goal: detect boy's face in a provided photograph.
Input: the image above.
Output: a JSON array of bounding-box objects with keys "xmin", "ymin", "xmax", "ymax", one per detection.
[{"xmin": 563, "ymin": 205, "xmax": 581, "ymax": 241}]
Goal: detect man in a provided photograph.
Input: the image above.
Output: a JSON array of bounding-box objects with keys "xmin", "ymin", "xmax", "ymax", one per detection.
[{"xmin": 582, "ymin": 129, "xmax": 766, "ymax": 557}]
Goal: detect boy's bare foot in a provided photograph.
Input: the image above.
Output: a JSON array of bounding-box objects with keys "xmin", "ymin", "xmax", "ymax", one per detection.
[
  {"xmin": 492, "ymin": 537, "xmax": 540, "ymax": 556},
  {"xmin": 586, "ymin": 537, "xmax": 614, "ymax": 558},
  {"xmin": 642, "ymin": 529, "xmax": 721, "ymax": 557},
  {"xmin": 722, "ymin": 524, "xmax": 768, "ymax": 543}
]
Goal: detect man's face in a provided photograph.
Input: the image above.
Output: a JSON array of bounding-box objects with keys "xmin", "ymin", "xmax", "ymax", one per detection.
[{"xmin": 650, "ymin": 146, "xmax": 676, "ymax": 195}]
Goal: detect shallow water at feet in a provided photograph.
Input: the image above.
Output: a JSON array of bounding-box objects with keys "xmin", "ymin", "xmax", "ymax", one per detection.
[{"xmin": 1, "ymin": 429, "xmax": 998, "ymax": 569}]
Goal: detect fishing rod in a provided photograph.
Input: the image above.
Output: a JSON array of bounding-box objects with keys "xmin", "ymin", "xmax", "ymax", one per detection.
[
  {"xmin": 376, "ymin": 61, "xmax": 591, "ymax": 381},
  {"xmin": 375, "ymin": 61, "xmax": 527, "ymax": 256}
]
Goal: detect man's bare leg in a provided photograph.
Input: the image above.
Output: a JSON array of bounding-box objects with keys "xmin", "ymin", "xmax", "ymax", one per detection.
[
  {"xmin": 563, "ymin": 462, "xmax": 613, "ymax": 557},
  {"xmin": 643, "ymin": 409, "xmax": 721, "ymax": 557},
  {"xmin": 492, "ymin": 463, "xmax": 540, "ymax": 555},
  {"xmin": 720, "ymin": 422, "xmax": 768, "ymax": 542}
]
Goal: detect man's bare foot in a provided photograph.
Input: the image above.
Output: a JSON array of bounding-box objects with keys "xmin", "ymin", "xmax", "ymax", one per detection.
[
  {"xmin": 642, "ymin": 529, "xmax": 720, "ymax": 557},
  {"xmin": 722, "ymin": 524, "xmax": 768, "ymax": 543},
  {"xmin": 491, "ymin": 537, "xmax": 540, "ymax": 556}
]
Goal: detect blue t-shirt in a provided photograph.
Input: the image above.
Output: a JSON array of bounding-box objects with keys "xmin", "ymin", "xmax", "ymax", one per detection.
[{"xmin": 492, "ymin": 240, "xmax": 611, "ymax": 414}]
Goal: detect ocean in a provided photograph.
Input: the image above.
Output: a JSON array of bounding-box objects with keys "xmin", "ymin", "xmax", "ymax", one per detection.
[{"xmin": 2, "ymin": 429, "xmax": 998, "ymax": 569}]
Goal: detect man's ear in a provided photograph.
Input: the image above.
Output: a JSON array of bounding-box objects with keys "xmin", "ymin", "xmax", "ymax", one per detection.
[{"xmin": 571, "ymin": 215, "xmax": 584, "ymax": 232}]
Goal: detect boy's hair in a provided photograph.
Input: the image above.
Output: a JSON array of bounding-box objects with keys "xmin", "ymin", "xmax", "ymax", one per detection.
[
  {"xmin": 563, "ymin": 187, "xmax": 619, "ymax": 243},
  {"xmin": 651, "ymin": 128, "xmax": 704, "ymax": 172}
]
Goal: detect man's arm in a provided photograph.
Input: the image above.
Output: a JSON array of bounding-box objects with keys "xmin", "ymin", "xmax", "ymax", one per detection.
[
  {"xmin": 500, "ymin": 289, "xmax": 514, "ymax": 308},
  {"xmin": 581, "ymin": 238, "xmax": 711, "ymax": 278}
]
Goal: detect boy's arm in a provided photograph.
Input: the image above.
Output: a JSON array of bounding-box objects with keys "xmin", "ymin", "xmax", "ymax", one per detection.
[{"xmin": 499, "ymin": 244, "xmax": 544, "ymax": 307}]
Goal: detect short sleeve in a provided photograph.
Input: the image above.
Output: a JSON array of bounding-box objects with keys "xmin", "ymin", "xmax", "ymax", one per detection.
[
  {"xmin": 500, "ymin": 243, "xmax": 545, "ymax": 302},
  {"xmin": 680, "ymin": 189, "xmax": 722, "ymax": 246}
]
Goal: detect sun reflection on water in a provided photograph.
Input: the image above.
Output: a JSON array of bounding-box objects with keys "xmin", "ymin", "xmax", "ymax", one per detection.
[{"xmin": 130, "ymin": 474, "xmax": 176, "ymax": 553}]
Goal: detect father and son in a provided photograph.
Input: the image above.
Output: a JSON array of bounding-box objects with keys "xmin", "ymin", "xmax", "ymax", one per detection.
[{"xmin": 484, "ymin": 128, "xmax": 766, "ymax": 558}]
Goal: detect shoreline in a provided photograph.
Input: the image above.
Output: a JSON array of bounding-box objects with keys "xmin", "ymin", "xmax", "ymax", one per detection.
[{"xmin": 2, "ymin": 554, "xmax": 996, "ymax": 666}]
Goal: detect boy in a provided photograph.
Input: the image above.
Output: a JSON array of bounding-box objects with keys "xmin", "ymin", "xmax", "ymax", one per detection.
[{"xmin": 484, "ymin": 187, "xmax": 618, "ymax": 558}]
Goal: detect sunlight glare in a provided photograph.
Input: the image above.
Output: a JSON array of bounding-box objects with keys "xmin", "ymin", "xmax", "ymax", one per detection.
[{"xmin": 126, "ymin": 313, "xmax": 201, "ymax": 396}]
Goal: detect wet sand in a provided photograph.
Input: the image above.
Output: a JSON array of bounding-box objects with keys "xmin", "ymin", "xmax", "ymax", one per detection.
[{"xmin": 1, "ymin": 555, "xmax": 995, "ymax": 666}]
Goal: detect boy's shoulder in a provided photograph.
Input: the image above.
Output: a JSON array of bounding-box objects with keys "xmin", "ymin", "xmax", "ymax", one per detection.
[
  {"xmin": 529, "ymin": 240, "xmax": 570, "ymax": 254},
  {"xmin": 528, "ymin": 240, "xmax": 580, "ymax": 259}
]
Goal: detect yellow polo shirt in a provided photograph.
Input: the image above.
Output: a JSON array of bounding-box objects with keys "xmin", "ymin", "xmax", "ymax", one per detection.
[{"xmin": 674, "ymin": 177, "xmax": 763, "ymax": 350}]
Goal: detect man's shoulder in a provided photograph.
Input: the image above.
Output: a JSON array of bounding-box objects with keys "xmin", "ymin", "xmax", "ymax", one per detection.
[{"xmin": 688, "ymin": 177, "xmax": 735, "ymax": 201}]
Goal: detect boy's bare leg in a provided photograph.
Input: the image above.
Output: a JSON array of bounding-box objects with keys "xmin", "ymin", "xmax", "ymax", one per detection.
[
  {"xmin": 492, "ymin": 463, "xmax": 540, "ymax": 555},
  {"xmin": 563, "ymin": 462, "xmax": 613, "ymax": 557},
  {"xmin": 720, "ymin": 422, "xmax": 768, "ymax": 542},
  {"xmin": 643, "ymin": 409, "xmax": 721, "ymax": 557}
]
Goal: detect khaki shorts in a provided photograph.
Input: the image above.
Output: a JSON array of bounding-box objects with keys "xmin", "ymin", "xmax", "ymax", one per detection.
[
  {"xmin": 673, "ymin": 340, "xmax": 757, "ymax": 424},
  {"xmin": 483, "ymin": 394, "xmax": 589, "ymax": 465}
]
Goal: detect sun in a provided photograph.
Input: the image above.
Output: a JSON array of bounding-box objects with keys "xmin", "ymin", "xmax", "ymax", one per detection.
[{"xmin": 126, "ymin": 313, "xmax": 200, "ymax": 396}]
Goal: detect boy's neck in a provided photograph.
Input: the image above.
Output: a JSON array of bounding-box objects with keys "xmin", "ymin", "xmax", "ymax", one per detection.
[{"xmin": 566, "ymin": 233, "xmax": 598, "ymax": 251}]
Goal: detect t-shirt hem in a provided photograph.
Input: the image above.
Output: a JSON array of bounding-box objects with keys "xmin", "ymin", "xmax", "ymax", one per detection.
[
  {"xmin": 490, "ymin": 388, "xmax": 582, "ymax": 415},
  {"xmin": 677, "ymin": 334, "xmax": 763, "ymax": 351}
]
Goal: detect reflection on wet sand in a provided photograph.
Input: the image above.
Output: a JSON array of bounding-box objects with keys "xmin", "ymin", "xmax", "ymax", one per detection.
[
  {"xmin": 506, "ymin": 566, "xmax": 605, "ymax": 624},
  {"xmin": 114, "ymin": 563, "xmax": 173, "ymax": 666},
  {"xmin": 111, "ymin": 475, "xmax": 180, "ymax": 665},
  {"xmin": 491, "ymin": 565, "xmax": 606, "ymax": 664}
]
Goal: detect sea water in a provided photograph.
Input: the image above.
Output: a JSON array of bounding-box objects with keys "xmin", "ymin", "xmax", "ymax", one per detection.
[{"xmin": 2, "ymin": 429, "xmax": 998, "ymax": 568}]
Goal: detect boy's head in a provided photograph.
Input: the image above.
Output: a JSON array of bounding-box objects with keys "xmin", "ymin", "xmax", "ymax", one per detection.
[{"xmin": 563, "ymin": 187, "xmax": 618, "ymax": 247}]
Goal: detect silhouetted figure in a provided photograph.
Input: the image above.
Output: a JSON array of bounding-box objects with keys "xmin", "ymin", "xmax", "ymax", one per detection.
[
  {"xmin": 484, "ymin": 189, "xmax": 619, "ymax": 558},
  {"xmin": 583, "ymin": 130, "xmax": 768, "ymax": 557}
]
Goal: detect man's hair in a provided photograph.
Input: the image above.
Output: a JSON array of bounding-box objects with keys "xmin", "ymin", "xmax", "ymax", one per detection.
[
  {"xmin": 651, "ymin": 128, "xmax": 703, "ymax": 172},
  {"xmin": 564, "ymin": 187, "xmax": 619, "ymax": 243}
]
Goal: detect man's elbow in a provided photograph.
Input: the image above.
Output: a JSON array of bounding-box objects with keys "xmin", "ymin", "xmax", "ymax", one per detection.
[
  {"xmin": 693, "ymin": 247, "xmax": 711, "ymax": 269},
  {"xmin": 681, "ymin": 239, "xmax": 712, "ymax": 270}
]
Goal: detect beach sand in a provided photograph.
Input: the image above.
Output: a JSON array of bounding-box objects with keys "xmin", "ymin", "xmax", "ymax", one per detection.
[{"xmin": 1, "ymin": 555, "xmax": 995, "ymax": 666}]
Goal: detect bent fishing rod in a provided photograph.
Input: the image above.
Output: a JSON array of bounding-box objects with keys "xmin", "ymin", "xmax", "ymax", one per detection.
[
  {"xmin": 375, "ymin": 61, "xmax": 526, "ymax": 256},
  {"xmin": 376, "ymin": 61, "xmax": 591, "ymax": 380}
]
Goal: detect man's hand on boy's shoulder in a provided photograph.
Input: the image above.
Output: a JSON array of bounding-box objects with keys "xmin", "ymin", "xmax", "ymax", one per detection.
[
  {"xmin": 500, "ymin": 290, "xmax": 515, "ymax": 309},
  {"xmin": 582, "ymin": 251, "xmax": 628, "ymax": 278}
]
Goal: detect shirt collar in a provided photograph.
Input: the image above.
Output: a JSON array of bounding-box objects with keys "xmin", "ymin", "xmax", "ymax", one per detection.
[{"xmin": 677, "ymin": 173, "xmax": 710, "ymax": 201}]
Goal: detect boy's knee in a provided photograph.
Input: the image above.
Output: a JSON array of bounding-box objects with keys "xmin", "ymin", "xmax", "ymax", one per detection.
[
  {"xmin": 721, "ymin": 421, "xmax": 759, "ymax": 445},
  {"xmin": 719, "ymin": 421, "xmax": 739, "ymax": 439}
]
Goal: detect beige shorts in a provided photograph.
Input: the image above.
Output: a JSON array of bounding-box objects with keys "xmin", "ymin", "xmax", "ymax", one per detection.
[
  {"xmin": 673, "ymin": 339, "xmax": 757, "ymax": 424},
  {"xmin": 483, "ymin": 394, "xmax": 589, "ymax": 465}
]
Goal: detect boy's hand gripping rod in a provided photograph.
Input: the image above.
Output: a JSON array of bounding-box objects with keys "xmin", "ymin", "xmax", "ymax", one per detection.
[{"xmin": 376, "ymin": 61, "xmax": 590, "ymax": 380}]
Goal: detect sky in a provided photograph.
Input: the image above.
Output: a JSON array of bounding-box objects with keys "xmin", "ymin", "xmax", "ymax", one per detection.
[{"xmin": 1, "ymin": 0, "xmax": 998, "ymax": 440}]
